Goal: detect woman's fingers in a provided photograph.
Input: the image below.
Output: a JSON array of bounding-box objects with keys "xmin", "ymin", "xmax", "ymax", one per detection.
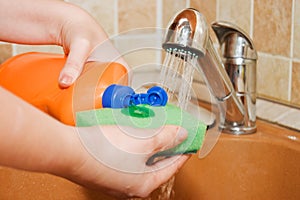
[
  {"xmin": 58, "ymin": 38, "xmax": 91, "ymax": 88},
  {"xmin": 131, "ymin": 154, "xmax": 190, "ymax": 198},
  {"xmin": 98, "ymin": 125, "xmax": 187, "ymax": 155},
  {"xmin": 151, "ymin": 125, "xmax": 187, "ymax": 152}
]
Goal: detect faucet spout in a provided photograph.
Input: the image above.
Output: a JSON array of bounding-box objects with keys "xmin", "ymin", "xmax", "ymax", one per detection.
[{"xmin": 162, "ymin": 8, "xmax": 257, "ymax": 134}]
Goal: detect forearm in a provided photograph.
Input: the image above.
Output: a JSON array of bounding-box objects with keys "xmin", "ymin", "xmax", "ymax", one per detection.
[
  {"xmin": 0, "ymin": 0, "xmax": 105, "ymax": 46},
  {"xmin": 0, "ymin": 86, "xmax": 77, "ymax": 175}
]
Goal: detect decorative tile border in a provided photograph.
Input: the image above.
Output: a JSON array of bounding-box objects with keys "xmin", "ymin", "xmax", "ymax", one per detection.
[{"xmin": 257, "ymin": 99, "xmax": 300, "ymax": 131}]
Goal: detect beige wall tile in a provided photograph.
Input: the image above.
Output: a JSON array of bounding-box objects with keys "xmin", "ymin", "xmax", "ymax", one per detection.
[
  {"xmin": 190, "ymin": 0, "xmax": 216, "ymax": 23},
  {"xmin": 118, "ymin": 0, "xmax": 156, "ymax": 33},
  {"xmin": 0, "ymin": 44, "xmax": 12, "ymax": 64},
  {"xmin": 291, "ymin": 61, "xmax": 300, "ymax": 106},
  {"xmin": 189, "ymin": 0, "xmax": 217, "ymax": 43},
  {"xmin": 218, "ymin": 0, "xmax": 251, "ymax": 34},
  {"xmin": 69, "ymin": 0, "xmax": 115, "ymax": 36},
  {"xmin": 123, "ymin": 49, "xmax": 157, "ymax": 70},
  {"xmin": 162, "ymin": 0, "xmax": 187, "ymax": 27},
  {"xmin": 253, "ymin": 0, "xmax": 292, "ymax": 57},
  {"xmin": 0, "ymin": 0, "xmax": 297, "ymax": 108},
  {"xmin": 4, "ymin": 0, "xmax": 300, "ymax": 113},
  {"xmin": 294, "ymin": 0, "xmax": 300, "ymax": 59},
  {"xmin": 113, "ymin": 36, "xmax": 159, "ymax": 68},
  {"xmin": 257, "ymin": 54, "xmax": 290, "ymax": 102}
]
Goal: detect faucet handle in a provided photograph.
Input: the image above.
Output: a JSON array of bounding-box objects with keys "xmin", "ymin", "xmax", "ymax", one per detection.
[
  {"xmin": 211, "ymin": 21, "xmax": 257, "ymax": 60},
  {"xmin": 212, "ymin": 21, "xmax": 257, "ymax": 134}
]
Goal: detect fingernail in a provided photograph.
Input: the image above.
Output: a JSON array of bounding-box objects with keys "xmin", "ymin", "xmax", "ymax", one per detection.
[
  {"xmin": 177, "ymin": 128, "xmax": 188, "ymax": 142},
  {"xmin": 59, "ymin": 74, "xmax": 73, "ymax": 87}
]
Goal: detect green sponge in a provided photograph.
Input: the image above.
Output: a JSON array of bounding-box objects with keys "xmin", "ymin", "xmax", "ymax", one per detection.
[{"xmin": 76, "ymin": 104, "xmax": 207, "ymax": 165}]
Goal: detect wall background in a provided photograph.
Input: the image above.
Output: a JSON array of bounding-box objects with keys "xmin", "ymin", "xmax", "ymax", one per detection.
[{"xmin": 0, "ymin": 0, "xmax": 299, "ymax": 108}]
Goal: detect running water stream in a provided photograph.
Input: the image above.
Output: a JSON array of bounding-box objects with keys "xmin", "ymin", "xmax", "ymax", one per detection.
[
  {"xmin": 156, "ymin": 49, "xmax": 198, "ymax": 200},
  {"xmin": 129, "ymin": 49, "xmax": 197, "ymax": 200},
  {"xmin": 160, "ymin": 48, "xmax": 197, "ymax": 110}
]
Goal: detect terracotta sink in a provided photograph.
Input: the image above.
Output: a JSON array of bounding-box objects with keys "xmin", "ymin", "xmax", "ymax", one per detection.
[
  {"xmin": 0, "ymin": 120, "xmax": 299, "ymax": 200},
  {"xmin": 174, "ymin": 120, "xmax": 300, "ymax": 200}
]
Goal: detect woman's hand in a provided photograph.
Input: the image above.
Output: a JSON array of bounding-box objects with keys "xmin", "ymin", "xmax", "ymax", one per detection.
[
  {"xmin": 61, "ymin": 125, "xmax": 189, "ymax": 198},
  {"xmin": 54, "ymin": 3, "xmax": 110, "ymax": 88},
  {"xmin": 0, "ymin": 0, "xmax": 112, "ymax": 88},
  {"xmin": 0, "ymin": 0, "xmax": 189, "ymax": 198},
  {"xmin": 0, "ymin": 87, "xmax": 189, "ymax": 198}
]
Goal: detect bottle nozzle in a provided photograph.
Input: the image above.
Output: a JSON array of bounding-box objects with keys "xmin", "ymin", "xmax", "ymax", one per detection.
[{"xmin": 102, "ymin": 84, "xmax": 168, "ymax": 108}]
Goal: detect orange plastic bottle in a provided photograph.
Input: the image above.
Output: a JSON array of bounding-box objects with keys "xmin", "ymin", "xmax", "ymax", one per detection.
[{"xmin": 0, "ymin": 52, "xmax": 128, "ymax": 126}]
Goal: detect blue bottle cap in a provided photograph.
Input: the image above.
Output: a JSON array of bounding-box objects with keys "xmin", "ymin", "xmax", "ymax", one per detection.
[
  {"xmin": 102, "ymin": 84, "xmax": 168, "ymax": 108},
  {"xmin": 102, "ymin": 84, "xmax": 134, "ymax": 108},
  {"xmin": 145, "ymin": 86, "xmax": 168, "ymax": 106}
]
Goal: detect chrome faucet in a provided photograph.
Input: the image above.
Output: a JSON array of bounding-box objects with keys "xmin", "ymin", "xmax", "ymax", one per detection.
[{"xmin": 162, "ymin": 8, "xmax": 257, "ymax": 134}]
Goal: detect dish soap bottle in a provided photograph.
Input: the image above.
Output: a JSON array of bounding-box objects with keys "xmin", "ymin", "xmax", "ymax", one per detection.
[{"xmin": 0, "ymin": 52, "xmax": 128, "ymax": 125}]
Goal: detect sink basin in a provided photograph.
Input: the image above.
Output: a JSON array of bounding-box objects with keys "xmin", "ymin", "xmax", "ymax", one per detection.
[
  {"xmin": 174, "ymin": 120, "xmax": 300, "ymax": 200},
  {"xmin": 0, "ymin": 120, "xmax": 299, "ymax": 199}
]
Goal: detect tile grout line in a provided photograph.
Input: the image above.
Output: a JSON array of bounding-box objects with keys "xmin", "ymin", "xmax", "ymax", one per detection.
[
  {"xmin": 250, "ymin": 0, "xmax": 254, "ymax": 38},
  {"xmin": 113, "ymin": 0, "xmax": 118, "ymax": 36},
  {"xmin": 258, "ymin": 51, "xmax": 294, "ymax": 61},
  {"xmin": 288, "ymin": 0, "xmax": 296, "ymax": 102},
  {"xmin": 186, "ymin": 0, "xmax": 190, "ymax": 8},
  {"xmin": 12, "ymin": 44, "xmax": 17, "ymax": 56},
  {"xmin": 156, "ymin": 0, "xmax": 163, "ymax": 29},
  {"xmin": 216, "ymin": 0, "xmax": 220, "ymax": 21},
  {"xmin": 156, "ymin": 0, "xmax": 163, "ymax": 66},
  {"xmin": 290, "ymin": 0, "xmax": 295, "ymax": 59}
]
